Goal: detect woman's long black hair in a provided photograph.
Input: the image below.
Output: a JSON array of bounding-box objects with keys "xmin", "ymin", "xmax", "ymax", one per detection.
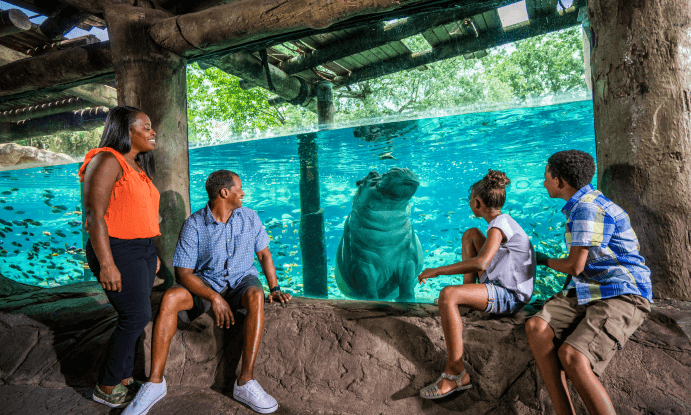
[{"xmin": 98, "ymin": 106, "xmax": 155, "ymax": 179}]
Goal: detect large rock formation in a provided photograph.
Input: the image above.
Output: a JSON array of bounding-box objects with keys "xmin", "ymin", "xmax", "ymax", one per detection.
[
  {"xmin": 1, "ymin": 278, "xmax": 690, "ymax": 414},
  {"xmin": 0, "ymin": 143, "xmax": 75, "ymax": 169}
]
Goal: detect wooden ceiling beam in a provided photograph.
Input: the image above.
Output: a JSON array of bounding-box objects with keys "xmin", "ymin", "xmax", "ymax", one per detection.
[
  {"xmin": 0, "ymin": 9, "xmax": 32, "ymax": 38},
  {"xmin": 0, "ymin": 106, "xmax": 108, "ymax": 143},
  {"xmin": 0, "ymin": 41, "xmax": 114, "ymax": 105},
  {"xmin": 52, "ymin": 0, "xmax": 173, "ymax": 16},
  {"xmin": 39, "ymin": 6, "xmax": 91, "ymax": 40},
  {"xmin": 150, "ymin": 0, "xmax": 510, "ymax": 59},
  {"xmin": 333, "ymin": 10, "xmax": 580, "ymax": 86},
  {"xmin": 1, "ymin": 1, "xmax": 65, "ymax": 17},
  {"xmin": 0, "ymin": 97, "xmax": 93, "ymax": 122},
  {"xmin": 277, "ymin": 7, "xmax": 489, "ymax": 75},
  {"xmin": 206, "ymin": 51, "xmax": 318, "ymax": 113}
]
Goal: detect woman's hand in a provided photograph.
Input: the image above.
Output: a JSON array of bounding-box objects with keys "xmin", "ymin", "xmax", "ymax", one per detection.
[
  {"xmin": 156, "ymin": 256, "xmax": 161, "ymax": 274},
  {"xmin": 99, "ymin": 263, "xmax": 122, "ymax": 292},
  {"xmin": 418, "ymin": 268, "xmax": 439, "ymax": 284}
]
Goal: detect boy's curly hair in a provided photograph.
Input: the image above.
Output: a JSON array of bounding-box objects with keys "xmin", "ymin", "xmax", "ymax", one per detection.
[
  {"xmin": 469, "ymin": 169, "xmax": 511, "ymax": 209},
  {"xmin": 547, "ymin": 150, "xmax": 595, "ymax": 189}
]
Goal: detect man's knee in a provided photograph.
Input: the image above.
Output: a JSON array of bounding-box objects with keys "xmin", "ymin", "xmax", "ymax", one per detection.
[
  {"xmin": 558, "ymin": 343, "xmax": 589, "ymax": 371},
  {"xmin": 243, "ymin": 286, "xmax": 265, "ymax": 311},
  {"xmin": 160, "ymin": 286, "xmax": 193, "ymax": 314},
  {"xmin": 525, "ymin": 316, "xmax": 550, "ymax": 340}
]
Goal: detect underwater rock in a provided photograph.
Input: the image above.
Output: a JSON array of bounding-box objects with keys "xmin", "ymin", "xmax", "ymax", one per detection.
[
  {"xmin": 335, "ymin": 167, "xmax": 423, "ymax": 301},
  {"xmin": 0, "ymin": 143, "xmax": 75, "ymax": 168}
]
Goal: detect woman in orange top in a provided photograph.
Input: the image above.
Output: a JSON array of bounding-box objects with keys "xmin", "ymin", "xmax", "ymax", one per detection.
[{"xmin": 79, "ymin": 106, "xmax": 161, "ymax": 408}]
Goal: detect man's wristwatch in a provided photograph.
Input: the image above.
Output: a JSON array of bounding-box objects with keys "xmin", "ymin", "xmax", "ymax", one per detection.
[{"xmin": 270, "ymin": 286, "xmax": 281, "ymax": 293}]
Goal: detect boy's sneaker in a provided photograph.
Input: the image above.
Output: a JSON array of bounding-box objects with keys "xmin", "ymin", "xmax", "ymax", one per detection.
[
  {"xmin": 122, "ymin": 377, "xmax": 167, "ymax": 415},
  {"xmin": 92, "ymin": 382, "xmax": 136, "ymax": 408},
  {"xmin": 233, "ymin": 379, "xmax": 278, "ymax": 414}
]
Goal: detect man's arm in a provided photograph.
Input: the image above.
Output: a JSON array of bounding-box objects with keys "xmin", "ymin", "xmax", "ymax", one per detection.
[
  {"xmin": 256, "ymin": 247, "xmax": 291, "ymax": 304},
  {"xmin": 536, "ymin": 245, "xmax": 589, "ymax": 276},
  {"xmin": 175, "ymin": 267, "xmax": 236, "ymax": 328}
]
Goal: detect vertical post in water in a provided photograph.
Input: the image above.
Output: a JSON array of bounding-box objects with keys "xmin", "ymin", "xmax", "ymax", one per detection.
[
  {"xmin": 105, "ymin": 5, "xmax": 190, "ymax": 289},
  {"xmin": 298, "ymin": 82, "xmax": 333, "ymax": 297}
]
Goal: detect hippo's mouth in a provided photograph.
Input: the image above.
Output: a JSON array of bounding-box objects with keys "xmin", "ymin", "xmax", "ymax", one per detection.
[{"xmin": 377, "ymin": 178, "xmax": 419, "ymax": 200}]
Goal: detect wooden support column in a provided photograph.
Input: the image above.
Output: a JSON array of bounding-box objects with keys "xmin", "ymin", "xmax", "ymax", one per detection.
[
  {"xmin": 298, "ymin": 81, "xmax": 333, "ymax": 297},
  {"xmin": 589, "ymin": 0, "xmax": 691, "ymax": 300},
  {"xmin": 298, "ymin": 82, "xmax": 334, "ymax": 298},
  {"xmin": 316, "ymin": 81, "xmax": 335, "ymax": 127},
  {"xmin": 298, "ymin": 131, "xmax": 327, "ymax": 298},
  {"xmin": 105, "ymin": 5, "xmax": 189, "ymax": 288}
]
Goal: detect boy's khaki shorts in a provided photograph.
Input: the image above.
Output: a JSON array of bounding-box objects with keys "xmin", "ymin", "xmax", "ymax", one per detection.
[{"xmin": 533, "ymin": 290, "xmax": 650, "ymax": 376}]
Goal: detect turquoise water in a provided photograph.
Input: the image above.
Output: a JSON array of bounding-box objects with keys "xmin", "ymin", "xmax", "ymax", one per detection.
[{"xmin": 0, "ymin": 99, "xmax": 595, "ymax": 303}]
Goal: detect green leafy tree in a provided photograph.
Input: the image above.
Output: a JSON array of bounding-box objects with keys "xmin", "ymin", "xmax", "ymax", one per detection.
[{"xmin": 186, "ymin": 26, "xmax": 587, "ymax": 140}]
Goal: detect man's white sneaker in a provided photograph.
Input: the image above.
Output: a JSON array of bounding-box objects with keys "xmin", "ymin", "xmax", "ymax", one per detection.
[
  {"xmin": 233, "ymin": 379, "xmax": 278, "ymax": 414},
  {"xmin": 122, "ymin": 377, "xmax": 167, "ymax": 415}
]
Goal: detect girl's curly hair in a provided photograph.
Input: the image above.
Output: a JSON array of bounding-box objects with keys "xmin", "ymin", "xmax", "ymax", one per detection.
[{"xmin": 469, "ymin": 169, "xmax": 511, "ymax": 209}]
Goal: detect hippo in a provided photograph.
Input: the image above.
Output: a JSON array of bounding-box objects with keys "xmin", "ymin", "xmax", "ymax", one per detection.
[{"xmin": 335, "ymin": 167, "xmax": 423, "ymax": 301}]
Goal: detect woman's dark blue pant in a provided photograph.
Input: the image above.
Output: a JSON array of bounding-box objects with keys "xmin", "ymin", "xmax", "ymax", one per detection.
[{"xmin": 86, "ymin": 237, "xmax": 157, "ymax": 386}]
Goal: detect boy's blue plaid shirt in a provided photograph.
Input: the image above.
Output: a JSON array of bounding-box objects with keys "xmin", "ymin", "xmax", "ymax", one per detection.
[{"xmin": 561, "ymin": 184, "xmax": 653, "ymax": 305}]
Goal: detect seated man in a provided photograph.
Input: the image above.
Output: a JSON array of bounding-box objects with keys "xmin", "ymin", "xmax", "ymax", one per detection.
[{"xmin": 124, "ymin": 170, "xmax": 291, "ymax": 415}]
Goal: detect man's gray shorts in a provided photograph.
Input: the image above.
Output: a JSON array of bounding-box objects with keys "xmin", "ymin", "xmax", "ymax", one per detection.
[{"xmin": 173, "ymin": 276, "xmax": 264, "ymax": 323}]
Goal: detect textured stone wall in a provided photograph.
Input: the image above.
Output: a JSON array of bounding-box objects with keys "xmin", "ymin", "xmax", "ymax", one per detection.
[{"xmin": 1, "ymin": 280, "xmax": 690, "ymax": 414}]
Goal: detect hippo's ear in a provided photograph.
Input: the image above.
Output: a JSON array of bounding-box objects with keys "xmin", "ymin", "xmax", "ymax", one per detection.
[{"xmin": 356, "ymin": 171, "xmax": 380, "ymax": 187}]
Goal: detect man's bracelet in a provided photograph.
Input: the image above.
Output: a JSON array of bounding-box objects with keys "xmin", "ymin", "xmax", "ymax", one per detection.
[{"xmin": 270, "ymin": 286, "xmax": 281, "ymax": 293}]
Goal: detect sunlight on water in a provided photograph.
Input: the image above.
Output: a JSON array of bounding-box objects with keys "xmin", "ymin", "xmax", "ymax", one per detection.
[{"xmin": 0, "ymin": 99, "xmax": 595, "ymax": 304}]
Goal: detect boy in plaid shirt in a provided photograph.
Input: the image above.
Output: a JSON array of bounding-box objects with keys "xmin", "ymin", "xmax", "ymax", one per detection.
[{"xmin": 526, "ymin": 150, "xmax": 652, "ymax": 415}]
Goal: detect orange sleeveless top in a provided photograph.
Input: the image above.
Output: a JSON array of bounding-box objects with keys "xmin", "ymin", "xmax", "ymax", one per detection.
[{"xmin": 78, "ymin": 147, "xmax": 160, "ymax": 239}]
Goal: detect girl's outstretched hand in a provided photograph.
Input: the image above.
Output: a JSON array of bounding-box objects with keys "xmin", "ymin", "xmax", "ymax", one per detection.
[{"xmin": 418, "ymin": 268, "xmax": 439, "ymax": 284}]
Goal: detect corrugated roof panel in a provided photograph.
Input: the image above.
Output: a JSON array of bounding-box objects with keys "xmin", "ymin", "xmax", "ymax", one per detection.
[{"xmin": 421, "ymin": 28, "xmax": 440, "ymax": 46}]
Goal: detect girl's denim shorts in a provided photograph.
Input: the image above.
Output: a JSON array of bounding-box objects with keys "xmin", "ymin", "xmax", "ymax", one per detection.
[{"xmin": 484, "ymin": 283, "xmax": 525, "ymax": 315}]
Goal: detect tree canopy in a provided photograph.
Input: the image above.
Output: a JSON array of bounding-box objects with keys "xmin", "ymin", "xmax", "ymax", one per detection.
[{"xmin": 186, "ymin": 26, "xmax": 587, "ymax": 144}]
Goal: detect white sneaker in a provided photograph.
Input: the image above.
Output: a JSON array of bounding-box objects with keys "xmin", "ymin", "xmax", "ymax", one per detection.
[
  {"xmin": 122, "ymin": 377, "xmax": 167, "ymax": 415},
  {"xmin": 233, "ymin": 379, "xmax": 279, "ymax": 414}
]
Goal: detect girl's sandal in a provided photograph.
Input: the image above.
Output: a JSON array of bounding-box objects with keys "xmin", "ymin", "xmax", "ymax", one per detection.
[{"xmin": 419, "ymin": 370, "xmax": 472, "ymax": 399}]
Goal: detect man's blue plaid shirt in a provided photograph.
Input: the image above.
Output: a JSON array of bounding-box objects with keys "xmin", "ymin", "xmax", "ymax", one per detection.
[{"xmin": 562, "ymin": 184, "xmax": 653, "ymax": 305}]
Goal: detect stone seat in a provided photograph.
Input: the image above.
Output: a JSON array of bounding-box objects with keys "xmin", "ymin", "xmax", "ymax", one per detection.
[{"xmin": 1, "ymin": 276, "xmax": 690, "ymax": 414}]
